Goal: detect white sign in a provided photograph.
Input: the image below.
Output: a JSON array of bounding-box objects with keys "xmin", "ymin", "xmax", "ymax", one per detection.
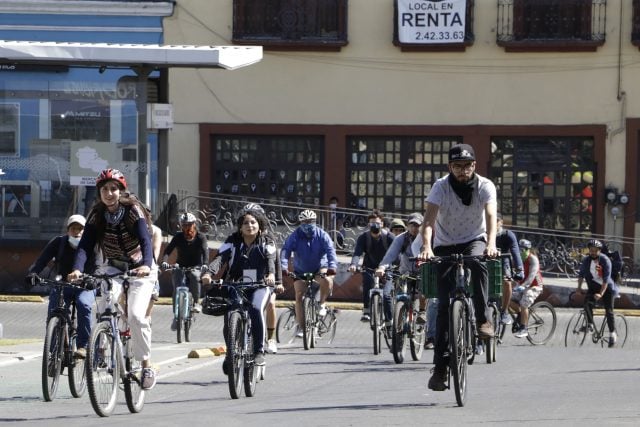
[
  {"xmin": 147, "ymin": 103, "xmax": 173, "ymax": 129},
  {"xmin": 397, "ymin": 0, "xmax": 466, "ymax": 44}
]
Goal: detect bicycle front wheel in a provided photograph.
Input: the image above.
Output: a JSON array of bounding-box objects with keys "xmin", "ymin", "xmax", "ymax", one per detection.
[
  {"xmin": 41, "ymin": 316, "xmax": 64, "ymax": 402},
  {"xmin": 302, "ymin": 297, "xmax": 314, "ymax": 351},
  {"xmin": 324, "ymin": 310, "xmax": 338, "ymax": 344},
  {"xmin": 123, "ymin": 343, "xmax": 145, "ymax": 413},
  {"xmin": 176, "ymin": 293, "xmax": 185, "ymax": 344},
  {"xmin": 392, "ymin": 301, "xmax": 408, "ymax": 364},
  {"xmin": 565, "ymin": 310, "xmax": 588, "ymax": 347},
  {"xmin": 527, "ymin": 301, "xmax": 557, "ymax": 345},
  {"xmin": 276, "ymin": 307, "xmax": 297, "ymax": 344},
  {"xmin": 603, "ymin": 314, "xmax": 628, "ymax": 348},
  {"xmin": 409, "ymin": 308, "xmax": 425, "ymax": 361},
  {"xmin": 227, "ymin": 311, "xmax": 244, "ymax": 399},
  {"xmin": 371, "ymin": 293, "xmax": 383, "ymax": 355},
  {"xmin": 68, "ymin": 332, "xmax": 86, "ymax": 398},
  {"xmin": 450, "ymin": 300, "xmax": 468, "ymax": 407},
  {"xmin": 244, "ymin": 329, "xmax": 257, "ymax": 397},
  {"xmin": 486, "ymin": 304, "xmax": 498, "ymax": 364},
  {"xmin": 86, "ymin": 321, "xmax": 119, "ymax": 417}
]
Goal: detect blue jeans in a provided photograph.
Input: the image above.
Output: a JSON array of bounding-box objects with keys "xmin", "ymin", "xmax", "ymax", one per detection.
[{"xmin": 48, "ymin": 287, "xmax": 95, "ymax": 349}]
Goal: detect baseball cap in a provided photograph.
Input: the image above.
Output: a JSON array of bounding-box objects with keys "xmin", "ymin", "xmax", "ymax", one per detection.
[
  {"xmin": 496, "ymin": 212, "xmax": 503, "ymax": 221},
  {"xmin": 449, "ymin": 144, "xmax": 476, "ymax": 162},
  {"xmin": 66, "ymin": 214, "xmax": 86, "ymax": 228},
  {"xmin": 407, "ymin": 213, "xmax": 424, "ymax": 225},
  {"xmin": 390, "ymin": 218, "xmax": 406, "ymax": 230}
]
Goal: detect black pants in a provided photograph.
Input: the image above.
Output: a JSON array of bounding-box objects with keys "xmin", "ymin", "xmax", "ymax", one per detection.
[
  {"xmin": 433, "ymin": 240, "xmax": 488, "ymax": 369},
  {"xmin": 585, "ymin": 287, "xmax": 616, "ymax": 333}
]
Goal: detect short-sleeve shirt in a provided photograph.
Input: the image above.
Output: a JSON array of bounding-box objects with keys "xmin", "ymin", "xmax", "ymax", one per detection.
[{"xmin": 426, "ymin": 174, "xmax": 497, "ymax": 247}]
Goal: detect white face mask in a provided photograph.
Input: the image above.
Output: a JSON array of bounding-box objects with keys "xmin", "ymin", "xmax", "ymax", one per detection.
[
  {"xmin": 329, "ymin": 203, "xmax": 337, "ymax": 209},
  {"xmin": 68, "ymin": 236, "xmax": 81, "ymax": 248}
]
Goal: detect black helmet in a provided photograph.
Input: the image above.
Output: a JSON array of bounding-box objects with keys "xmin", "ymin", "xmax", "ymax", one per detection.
[{"xmin": 587, "ymin": 239, "xmax": 603, "ymax": 249}]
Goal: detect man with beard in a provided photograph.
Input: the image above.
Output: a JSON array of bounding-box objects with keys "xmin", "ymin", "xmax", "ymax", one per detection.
[{"xmin": 416, "ymin": 143, "xmax": 499, "ymax": 391}]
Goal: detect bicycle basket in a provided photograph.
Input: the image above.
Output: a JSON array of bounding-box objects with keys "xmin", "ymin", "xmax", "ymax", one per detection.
[
  {"xmin": 202, "ymin": 286, "xmax": 232, "ymax": 316},
  {"xmin": 420, "ymin": 263, "xmax": 438, "ymax": 298}
]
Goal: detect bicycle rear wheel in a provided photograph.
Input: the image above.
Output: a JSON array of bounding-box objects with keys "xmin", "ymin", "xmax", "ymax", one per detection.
[
  {"xmin": 565, "ymin": 310, "xmax": 588, "ymax": 347},
  {"xmin": 302, "ymin": 297, "xmax": 314, "ymax": 351},
  {"xmin": 371, "ymin": 293, "xmax": 383, "ymax": 355},
  {"xmin": 227, "ymin": 311, "xmax": 244, "ymax": 399},
  {"xmin": 276, "ymin": 307, "xmax": 297, "ymax": 344},
  {"xmin": 42, "ymin": 316, "xmax": 64, "ymax": 402},
  {"xmin": 68, "ymin": 332, "xmax": 86, "ymax": 398},
  {"xmin": 244, "ymin": 331, "xmax": 257, "ymax": 397},
  {"xmin": 123, "ymin": 339, "xmax": 145, "ymax": 413},
  {"xmin": 392, "ymin": 301, "xmax": 408, "ymax": 364},
  {"xmin": 86, "ymin": 321, "xmax": 119, "ymax": 417},
  {"xmin": 526, "ymin": 301, "xmax": 557, "ymax": 345},
  {"xmin": 450, "ymin": 300, "xmax": 468, "ymax": 407}
]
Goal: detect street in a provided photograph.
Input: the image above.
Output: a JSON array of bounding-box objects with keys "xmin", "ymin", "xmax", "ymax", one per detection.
[{"xmin": 1, "ymin": 301, "xmax": 639, "ymax": 426}]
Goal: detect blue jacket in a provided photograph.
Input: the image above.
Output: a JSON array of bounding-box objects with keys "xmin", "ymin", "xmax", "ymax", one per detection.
[
  {"xmin": 281, "ymin": 226, "xmax": 337, "ymax": 274},
  {"xmin": 496, "ymin": 229, "xmax": 524, "ymax": 273}
]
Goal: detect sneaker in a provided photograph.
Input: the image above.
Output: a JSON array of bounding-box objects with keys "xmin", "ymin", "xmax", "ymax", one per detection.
[
  {"xmin": 74, "ymin": 347, "xmax": 87, "ymax": 359},
  {"xmin": 514, "ymin": 327, "xmax": 528, "ymax": 338},
  {"xmin": 170, "ymin": 318, "xmax": 178, "ymax": 331},
  {"xmin": 318, "ymin": 304, "xmax": 327, "ymax": 317},
  {"xmin": 360, "ymin": 313, "xmax": 371, "ymax": 322},
  {"xmin": 222, "ymin": 357, "xmax": 229, "ymax": 376},
  {"xmin": 608, "ymin": 331, "xmax": 617, "ymax": 348},
  {"xmin": 254, "ymin": 352, "xmax": 266, "ymax": 366},
  {"xmin": 500, "ymin": 311, "xmax": 513, "ymax": 325},
  {"xmin": 427, "ymin": 366, "xmax": 447, "ymax": 391},
  {"xmin": 192, "ymin": 303, "xmax": 202, "ymax": 314},
  {"xmin": 478, "ymin": 321, "xmax": 494, "ymax": 338},
  {"xmin": 424, "ymin": 337, "xmax": 434, "ymax": 350},
  {"xmin": 476, "ymin": 342, "xmax": 485, "ymax": 355},
  {"xmin": 266, "ymin": 339, "xmax": 278, "ymax": 354},
  {"xmin": 141, "ymin": 368, "xmax": 156, "ymax": 390},
  {"xmin": 295, "ymin": 326, "xmax": 303, "ymax": 338}
]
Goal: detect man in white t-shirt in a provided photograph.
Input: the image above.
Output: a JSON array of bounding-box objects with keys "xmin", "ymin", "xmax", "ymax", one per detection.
[{"xmin": 417, "ymin": 143, "xmax": 499, "ymax": 392}]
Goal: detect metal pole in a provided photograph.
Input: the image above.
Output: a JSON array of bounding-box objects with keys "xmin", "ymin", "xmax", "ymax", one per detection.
[{"xmin": 134, "ymin": 66, "xmax": 152, "ymax": 205}]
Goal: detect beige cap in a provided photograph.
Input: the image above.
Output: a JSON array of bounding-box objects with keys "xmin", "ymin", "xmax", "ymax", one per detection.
[{"xmin": 66, "ymin": 214, "xmax": 86, "ymax": 228}]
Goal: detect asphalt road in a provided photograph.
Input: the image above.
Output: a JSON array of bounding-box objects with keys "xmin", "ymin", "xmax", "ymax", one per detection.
[{"xmin": 1, "ymin": 302, "xmax": 639, "ymax": 426}]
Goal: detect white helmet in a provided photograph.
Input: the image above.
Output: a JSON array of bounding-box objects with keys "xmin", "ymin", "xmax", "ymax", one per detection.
[
  {"xmin": 243, "ymin": 203, "xmax": 265, "ymax": 214},
  {"xmin": 179, "ymin": 212, "xmax": 197, "ymax": 226},
  {"xmin": 298, "ymin": 209, "xmax": 317, "ymax": 222}
]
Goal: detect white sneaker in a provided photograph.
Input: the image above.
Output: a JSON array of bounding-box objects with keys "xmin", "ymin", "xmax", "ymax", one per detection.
[
  {"xmin": 141, "ymin": 368, "xmax": 156, "ymax": 390},
  {"xmin": 514, "ymin": 327, "xmax": 528, "ymax": 338},
  {"xmin": 266, "ymin": 339, "xmax": 278, "ymax": 354},
  {"xmin": 500, "ymin": 311, "xmax": 513, "ymax": 325},
  {"xmin": 608, "ymin": 331, "xmax": 617, "ymax": 348},
  {"xmin": 295, "ymin": 326, "xmax": 303, "ymax": 338},
  {"xmin": 318, "ymin": 304, "xmax": 327, "ymax": 317}
]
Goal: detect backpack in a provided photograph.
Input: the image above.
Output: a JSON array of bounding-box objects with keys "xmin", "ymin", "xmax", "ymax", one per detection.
[{"xmin": 605, "ymin": 250, "xmax": 623, "ymax": 282}]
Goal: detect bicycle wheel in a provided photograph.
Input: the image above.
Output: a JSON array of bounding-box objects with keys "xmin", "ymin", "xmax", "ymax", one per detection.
[
  {"xmin": 41, "ymin": 316, "xmax": 64, "ymax": 402},
  {"xmin": 176, "ymin": 293, "xmax": 184, "ymax": 344},
  {"xmin": 324, "ymin": 310, "xmax": 338, "ymax": 344},
  {"xmin": 68, "ymin": 332, "xmax": 87, "ymax": 398},
  {"xmin": 276, "ymin": 307, "xmax": 297, "ymax": 344},
  {"xmin": 123, "ymin": 339, "xmax": 145, "ymax": 413},
  {"xmin": 450, "ymin": 300, "xmax": 468, "ymax": 407},
  {"xmin": 602, "ymin": 314, "xmax": 628, "ymax": 348},
  {"xmin": 244, "ymin": 329, "xmax": 257, "ymax": 397},
  {"xmin": 486, "ymin": 304, "xmax": 497, "ymax": 364},
  {"xmin": 86, "ymin": 321, "xmax": 119, "ymax": 417},
  {"xmin": 392, "ymin": 301, "xmax": 408, "ymax": 364},
  {"xmin": 184, "ymin": 317, "xmax": 192, "ymax": 343},
  {"xmin": 526, "ymin": 301, "xmax": 557, "ymax": 345},
  {"xmin": 227, "ymin": 311, "xmax": 244, "ymax": 399},
  {"xmin": 409, "ymin": 309, "xmax": 425, "ymax": 361},
  {"xmin": 371, "ymin": 293, "xmax": 382, "ymax": 355},
  {"xmin": 302, "ymin": 297, "xmax": 314, "ymax": 351},
  {"xmin": 565, "ymin": 310, "xmax": 588, "ymax": 347}
]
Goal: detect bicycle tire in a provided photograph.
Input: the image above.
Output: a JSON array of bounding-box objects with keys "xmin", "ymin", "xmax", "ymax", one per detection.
[
  {"xmin": 41, "ymin": 316, "xmax": 64, "ymax": 402},
  {"xmin": 486, "ymin": 304, "xmax": 497, "ymax": 364},
  {"xmin": 526, "ymin": 301, "xmax": 557, "ymax": 345},
  {"xmin": 123, "ymin": 340, "xmax": 145, "ymax": 413},
  {"xmin": 86, "ymin": 321, "xmax": 119, "ymax": 417},
  {"xmin": 450, "ymin": 300, "xmax": 468, "ymax": 407},
  {"xmin": 564, "ymin": 310, "xmax": 588, "ymax": 347},
  {"xmin": 185, "ymin": 292, "xmax": 192, "ymax": 343},
  {"xmin": 227, "ymin": 311, "xmax": 244, "ymax": 399},
  {"xmin": 602, "ymin": 314, "xmax": 628, "ymax": 348},
  {"xmin": 371, "ymin": 293, "xmax": 382, "ymax": 355},
  {"xmin": 68, "ymin": 332, "xmax": 86, "ymax": 398},
  {"xmin": 275, "ymin": 307, "xmax": 297, "ymax": 344},
  {"xmin": 302, "ymin": 297, "xmax": 314, "ymax": 351},
  {"xmin": 409, "ymin": 308, "xmax": 425, "ymax": 361},
  {"xmin": 392, "ymin": 301, "xmax": 408, "ymax": 364},
  {"xmin": 244, "ymin": 329, "xmax": 257, "ymax": 397},
  {"xmin": 176, "ymin": 292, "xmax": 184, "ymax": 344},
  {"xmin": 325, "ymin": 310, "xmax": 338, "ymax": 344}
]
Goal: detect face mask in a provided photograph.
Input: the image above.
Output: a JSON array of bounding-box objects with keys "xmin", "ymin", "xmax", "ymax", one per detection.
[
  {"xmin": 300, "ymin": 223, "xmax": 316, "ymax": 236},
  {"xmin": 369, "ymin": 223, "xmax": 381, "ymax": 233},
  {"xmin": 520, "ymin": 250, "xmax": 527, "ymax": 260},
  {"xmin": 329, "ymin": 203, "xmax": 337, "ymax": 209},
  {"xmin": 68, "ymin": 236, "xmax": 81, "ymax": 248}
]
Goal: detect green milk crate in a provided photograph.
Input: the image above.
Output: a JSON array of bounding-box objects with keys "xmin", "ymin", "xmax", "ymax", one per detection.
[
  {"xmin": 420, "ymin": 263, "xmax": 439, "ymax": 298},
  {"xmin": 487, "ymin": 259, "xmax": 503, "ymax": 297}
]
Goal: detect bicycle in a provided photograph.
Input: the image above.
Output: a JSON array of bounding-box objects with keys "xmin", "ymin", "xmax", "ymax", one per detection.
[
  {"xmin": 497, "ymin": 299, "xmax": 557, "ymax": 346},
  {"xmin": 565, "ymin": 292, "xmax": 628, "ymax": 348},
  {"xmin": 389, "ymin": 268, "xmax": 424, "ymax": 364},
  {"xmin": 33, "ymin": 275, "xmax": 92, "ymax": 402},
  {"xmin": 370, "ymin": 271, "xmax": 394, "ymax": 356},
  {"xmin": 82, "ymin": 271, "xmax": 146, "ymax": 417},
  {"xmin": 421, "ymin": 253, "xmax": 507, "ymax": 407},
  {"xmin": 163, "ymin": 264, "xmax": 205, "ymax": 343},
  {"xmin": 203, "ymin": 279, "xmax": 268, "ymax": 399},
  {"xmin": 290, "ymin": 272, "xmax": 338, "ymax": 350},
  {"xmin": 275, "ymin": 303, "xmax": 297, "ymax": 345}
]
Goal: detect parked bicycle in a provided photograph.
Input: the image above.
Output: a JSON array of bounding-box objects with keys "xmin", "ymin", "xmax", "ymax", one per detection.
[
  {"xmin": 82, "ymin": 271, "xmax": 146, "ymax": 417},
  {"xmin": 290, "ymin": 272, "xmax": 338, "ymax": 350},
  {"xmin": 565, "ymin": 292, "xmax": 628, "ymax": 348},
  {"xmin": 162, "ymin": 264, "xmax": 205, "ymax": 343},
  {"xmin": 497, "ymin": 300, "xmax": 557, "ymax": 346},
  {"xmin": 202, "ymin": 279, "xmax": 268, "ymax": 399},
  {"xmin": 32, "ymin": 275, "xmax": 92, "ymax": 402},
  {"xmin": 389, "ymin": 268, "xmax": 424, "ymax": 364}
]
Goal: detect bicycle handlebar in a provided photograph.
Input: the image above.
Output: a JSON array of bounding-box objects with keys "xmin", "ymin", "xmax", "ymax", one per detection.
[
  {"xmin": 30, "ymin": 275, "xmax": 92, "ymax": 291},
  {"xmin": 420, "ymin": 253, "xmax": 511, "ymax": 265},
  {"xmin": 288, "ymin": 272, "xmax": 327, "ymax": 281}
]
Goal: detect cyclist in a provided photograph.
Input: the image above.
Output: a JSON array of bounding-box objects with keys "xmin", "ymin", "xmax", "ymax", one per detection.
[
  {"xmin": 389, "ymin": 218, "xmax": 406, "ymax": 236},
  {"xmin": 161, "ymin": 212, "xmax": 209, "ymax": 329},
  {"xmin": 576, "ymin": 239, "xmax": 619, "ymax": 347},
  {"xmin": 26, "ymin": 214, "xmax": 95, "ymax": 359},
  {"xmin": 495, "ymin": 213, "xmax": 524, "ymax": 325},
  {"xmin": 204, "ymin": 207, "xmax": 276, "ymax": 371},
  {"xmin": 280, "ymin": 209, "xmax": 337, "ymax": 336},
  {"xmin": 416, "ymin": 144, "xmax": 499, "ymax": 392},
  {"xmin": 510, "ymin": 239, "xmax": 543, "ymax": 338},
  {"xmin": 348, "ymin": 211, "xmax": 395, "ymax": 322},
  {"xmin": 375, "ymin": 212, "xmax": 423, "ymax": 336},
  {"xmin": 67, "ymin": 168, "xmax": 158, "ymax": 390}
]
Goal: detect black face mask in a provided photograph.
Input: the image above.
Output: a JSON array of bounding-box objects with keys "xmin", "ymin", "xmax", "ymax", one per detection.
[
  {"xmin": 369, "ymin": 223, "xmax": 381, "ymax": 234},
  {"xmin": 448, "ymin": 173, "xmax": 478, "ymax": 206}
]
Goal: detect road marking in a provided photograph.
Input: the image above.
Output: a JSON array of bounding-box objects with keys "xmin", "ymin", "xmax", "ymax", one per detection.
[{"xmin": 157, "ymin": 358, "xmax": 221, "ymax": 381}]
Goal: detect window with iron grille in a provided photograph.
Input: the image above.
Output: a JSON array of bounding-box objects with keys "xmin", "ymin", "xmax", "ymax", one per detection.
[
  {"xmin": 490, "ymin": 137, "xmax": 595, "ymax": 231},
  {"xmin": 632, "ymin": 0, "xmax": 640, "ymax": 46},
  {"xmin": 232, "ymin": 0, "xmax": 348, "ymax": 50},
  {"xmin": 213, "ymin": 135, "xmax": 323, "ymax": 205},
  {"xmin": 347, "ymin": 136, "xmax": 460, "ymax": 214},
  {"xmin": 0, "ymin": 103, "xmax": 19, "ymax": 156},
  {"xmin": 497, "ymin": 0, "xmax": 606, "ymax": 51}
]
